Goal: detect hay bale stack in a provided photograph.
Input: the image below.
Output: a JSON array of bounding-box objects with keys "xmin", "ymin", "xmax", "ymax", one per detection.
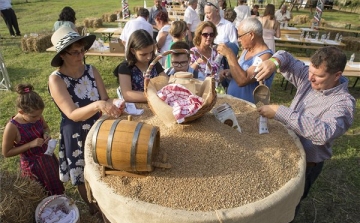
[
  {"xmin": 109, "ymin": 14, "xmax": 117, "ymax": 22},
  {"xmin": 342, "ymin": 36, "xmax": 360, "ymax": 51},
  {"xmin": 20, "ymin": 33, "xmax": 52, "ymax": 52},
  {"xmin": 291, "ymin": 15, "xmax": 309, "ymax": 25},
  {"xmin": 92, "ymin": 18, "xmax": 103, "ymax": 28},
  {"xmin": 83, "ymin": 18, "xmax": 90, "ymax": 28},
  {"xmin": 20, "ymin": 37, "xmax": 29, "ymax": 52},
  {"xmin": 32, "ymin": 33, "xmax": 52, "ymax": 52},
  {"xmin": 26, "ymin": 37, "xmax": 36, "ymax": 52},
  {"xmin": 0, "ymin": 170, "xmax": 47, "ymax": 222},
  {"xmin": 76, "ymin": 25, "xmax": 85, "ymax": 34},
  {"xmin": 115, "ymin": 10, "xmax": 122, "ymax": 18},
  {"xmin": 102, "ymin": 13, "xmax": 109, "ymax": 22},
  {"xmin": 84, "ymin": 18, "xmax": 103, "ymax": 28},
  {"xmin": 133, "ymin": 6, "xmax": 141, "ymax": 14}
]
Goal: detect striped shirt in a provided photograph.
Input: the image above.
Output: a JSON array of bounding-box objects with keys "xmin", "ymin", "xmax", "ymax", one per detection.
[{"xmin": 273, "ymin": 50, "xmax": 355, "ymax": 163}]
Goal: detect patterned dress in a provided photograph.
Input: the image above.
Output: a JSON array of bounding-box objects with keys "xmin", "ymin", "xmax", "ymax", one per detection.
[
  {"xmin": 11, "ymin": 118, "xmax": 64, "ymax": 195},
  {"xmin": 190, "ymin": 47, "xmax": 220, "ymax": 76},
  {"xmin": 51, "ymin": 64, "xmax": 101, "ymax": 186}
]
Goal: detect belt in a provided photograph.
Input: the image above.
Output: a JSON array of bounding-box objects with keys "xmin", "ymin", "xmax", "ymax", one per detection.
[{"xmin": 307, "ymin": 162, "xmax": 317, "ymax": 167}]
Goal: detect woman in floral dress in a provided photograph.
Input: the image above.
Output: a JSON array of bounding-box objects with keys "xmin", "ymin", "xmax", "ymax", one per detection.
[{"xmin": 48, "ymin": 26, "xmax": 125, "ymax": 216}]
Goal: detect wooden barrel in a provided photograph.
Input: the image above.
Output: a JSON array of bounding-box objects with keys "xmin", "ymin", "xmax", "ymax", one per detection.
[{"xmin": 91, "ymin": 119, "xmax": 160, "ymax": 172}]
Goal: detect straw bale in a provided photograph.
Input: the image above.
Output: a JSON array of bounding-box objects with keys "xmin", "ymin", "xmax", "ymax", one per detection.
[
  {"xmin": 92, "ymin": 18, "xmax": 103, "ymax": 28},
  {"xmin": 115, "ymin": 10, "xmax": 123, "ymax": 18},
  {"xmin": 291, "ymin": 15, "xmax": 308, "ymax": 24},
  {"xmin": 133, "ymin": 6, "xmax": 141, "ymax": 14},
  {"xmin": 76, "ymin": 25, "xmax": 85, "ymax": 34},
  {"xmin": 0, "ymin": 170, "xmax": 47, "ymax": 223},
  {"xmin": 102, "ymin": 13, "xmax": 109, "ymax": 22},
  {"xmin": 342, "ymin": 36, "xmax": 360, "ymax": 51},
  {"xmin": 25, "ymin": 37, "xmax": 36, "ymax": 52},
  {"xmin": 20, "ymin": 37, "xmax": 29, "ymax": 52},
  {"xmin": 32, "ymin": 33, "xmax": 52, "ymax": 52},
  {"xmin": 109, "ymin": 14, "xmax": 117, "ymax": 22},
  {"xmin": 83, "ymin": 18, "xmax": 90, "ymax": 28}
]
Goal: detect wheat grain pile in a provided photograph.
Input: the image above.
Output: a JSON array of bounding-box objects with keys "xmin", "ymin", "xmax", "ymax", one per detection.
[{"xmin": 96, "ymin": 97, "xmax": 301, "ymax": 212}]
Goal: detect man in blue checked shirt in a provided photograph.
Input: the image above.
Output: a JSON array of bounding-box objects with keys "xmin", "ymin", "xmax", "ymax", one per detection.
[{"xmin": 255, "ymin": 46, "xmax": 356, "ymax": 222}]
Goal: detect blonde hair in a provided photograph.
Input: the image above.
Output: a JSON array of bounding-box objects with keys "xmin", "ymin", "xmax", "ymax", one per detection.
[{"xmin": 170, "ymin": 21, "xmax": 188, "ymax": 38}]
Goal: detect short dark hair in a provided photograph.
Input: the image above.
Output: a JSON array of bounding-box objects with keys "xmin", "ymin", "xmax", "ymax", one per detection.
[
  {"xmin": 58, "ymin": 6, "xmax": 76, "ymax": 23},
  {"xmin": 224, "ymin": 8, "xmax": 237, "ymax": 23},
  {"xmin": 171, "ymin": 41, "xmax": 190, "ymax": 58},
  {"xmin": 126, "ymin": 30, "xmax": 155, "ymax": 66},
  {"xmin": 137, "ymin": 7, "xmax": 149, "ymax": 18},
  {"xmin": 310, "ymin": 46, "xmax": 347, "ymax": 74},
  {"xmin": 171, "ymin": 41, "xmax": 190, "ymax": 51}
]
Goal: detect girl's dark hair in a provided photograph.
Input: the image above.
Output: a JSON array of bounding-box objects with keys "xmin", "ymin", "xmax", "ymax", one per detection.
[
  {"xmin": 155, "ymin": 11, "xmax": 169, "ymax": 23},
  {"xmin": 311, "ymin": 46, "xmax": 347, "ymax": 74},
  {"xmin": 170, "ymin": 21, "xmax": 188, "ymax": 38},
  {"xmin": 263, "ymin": 4, "xmax": 275, "ymax": 20},
  {"xmin": 126, "ymin": 30, "xmax": 155, "ymax": 66},
  {"xmin": 16, "ymin": 84, "xmax": 44, "ymax": 113},
  {"xmin": 58, "ymin": 6, "xmax": 76, "ymax": 23}
]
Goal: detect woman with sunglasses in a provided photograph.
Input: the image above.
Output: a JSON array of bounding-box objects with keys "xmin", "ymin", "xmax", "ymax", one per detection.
[
  {"xmin": 114, "ymin": 29, "xmax": 167, "ymax": 102},
  {"xmin": 190, "ymin": 21, "xmax": 221, "ymax": 77}
]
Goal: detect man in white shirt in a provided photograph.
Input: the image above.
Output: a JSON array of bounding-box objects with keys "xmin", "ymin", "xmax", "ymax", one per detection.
[
  {"xmin": 120, "ymin": 8, "xmax": 153, "ymax": 49},
  {"xmin": 184, "ymin": 0, "xmax": 200, "ymax": 47},
  {"xmin": 275, "ymin": 5, "xmax": 292, "ymax": 28},
  {"xmin": 204, "ymin": 1, "xmax": 238, "ymax": 56},
  {"xmin": 233, "ymin": 0, "xmax": 251, "ymax": 29}
]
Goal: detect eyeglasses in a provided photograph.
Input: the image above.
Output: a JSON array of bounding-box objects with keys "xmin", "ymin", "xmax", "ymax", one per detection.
[
  {"xmin": 205, "ymin": 2, "xmax": 218, "ymax": 9},
  {"xmin": 172, "ymin": 61, "xmax": 188, "ymax": 68},
  {"xmin": 201, "ymin": 32, "xmax": 215, "ymax": 38},
  {"xmin": 238, "ymin": 31, "xmax": 251, "ymax": 39},
  {"xmin": 65, "ymin": 49, "xmax": 86, "ymax": 56}
]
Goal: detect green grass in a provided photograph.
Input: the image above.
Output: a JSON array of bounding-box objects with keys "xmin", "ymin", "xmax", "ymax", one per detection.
[{"xmin": 1, "ymin": 1, "xmax": 360, "ymax": 223}]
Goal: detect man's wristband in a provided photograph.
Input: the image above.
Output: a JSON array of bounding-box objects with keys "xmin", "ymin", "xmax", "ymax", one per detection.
[{"xmin": 269, "ymin": 58, "xmax": 280, "ymax": 70}]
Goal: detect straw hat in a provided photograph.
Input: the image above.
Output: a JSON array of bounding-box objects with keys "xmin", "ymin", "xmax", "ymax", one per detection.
[{"xmin": 50, "ymin": 26, "xmax": 96, "ymax": 67}]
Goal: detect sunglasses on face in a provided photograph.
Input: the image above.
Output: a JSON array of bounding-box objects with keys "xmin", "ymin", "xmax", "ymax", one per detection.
[
  {"xmin": 201, "ymin": 32, "xmax": 215, "ymax": 38},
  {"xmin": 205, "ymin": 2, "xmax": 218, "ymax": 9}
]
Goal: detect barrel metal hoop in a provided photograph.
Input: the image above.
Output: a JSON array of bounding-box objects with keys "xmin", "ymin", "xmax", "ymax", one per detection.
[
  {"xmin": 107, "ymin": 119, "xmax": 121, "ymax": 169},
  {"xmin": 131, "ymin": 122, "xmax": 144, "ymax": 171},
  {"xmin": 92, "ymin": 119, "xmax": 106, "ymax": 164},
  {"xmin": 147, "ymin": 127, "xmax": 158, "ymax": 171}
]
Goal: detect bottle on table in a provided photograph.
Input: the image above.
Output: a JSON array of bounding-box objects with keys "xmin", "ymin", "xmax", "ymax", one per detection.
[{"xmin": 349, "ymin": 53, "xmax": 355, "ymax": 64}]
